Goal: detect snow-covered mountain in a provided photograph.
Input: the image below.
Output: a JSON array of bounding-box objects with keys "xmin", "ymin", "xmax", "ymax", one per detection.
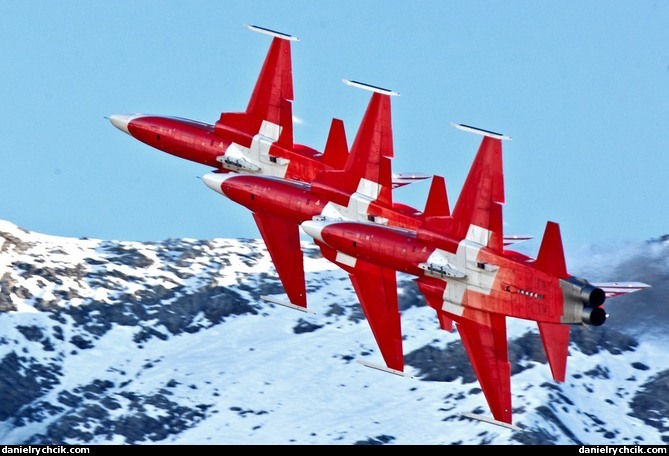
[{"xmin": 0, "ymin": 219, "xmax": 666, "ymax": 445}]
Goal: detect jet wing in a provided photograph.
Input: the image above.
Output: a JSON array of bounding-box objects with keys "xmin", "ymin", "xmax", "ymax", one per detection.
[
  {"xmin": 535, "ymin": 281, "xmax": 650, "ymax": 382},
  {"xmin": 417, "ymin": 276, "xmax": 515, "ymax": 424},
  {"xmin": 451, "ymin": 308, "xmax": 513, "ymax": 426},
  {"xmin": 593, "ymin": 282, "xmax": 651, "ymax": 298},
  {"xmin": 316, "ymin": 241, "xmax": 405, "ymax": 374},
  {"xmin": 252, "ymin": 212, "xmax": 307, "ymax": 309},
  {"xmin": 391, "ymin": 172, "xmax": 430, "ymax": 189},
  {"xmin": 502, "ymin": 235, "xmax": 533, "ymax": 246},
  {"xmin": 536, "ymin": 321, "xmax": 570, "ymax": 382},
  {"xmin": 415, "ymin": 276, "xmax": 454, "ymax": 332},
  {"xmin": 349, "ymin": 262, "xmax": 404, "ymax": 373}
]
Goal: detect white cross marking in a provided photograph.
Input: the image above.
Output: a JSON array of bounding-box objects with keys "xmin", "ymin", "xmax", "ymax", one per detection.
[
  {"xmin": 223, "ymin": 120, "xmax": 289, "ymax": 178},
  {"xmin": 434, "ymin": 225, "xmax": 499, "ymax": 312}
]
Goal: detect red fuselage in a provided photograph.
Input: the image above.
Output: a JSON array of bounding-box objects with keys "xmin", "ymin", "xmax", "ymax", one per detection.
[
  {"xmin": 305, "ymin": 220, "xmax": 602, "ymax": 326},
  {"xmin": 212, "ymin": 173, "xmax": 424, "ymax": 233},
  {"xmin": 220, "ymin": 174, "xmax": 321, "ymax": 223},
  {"xmin": 122, "ymin": 115, "xmax": 326, "ymax": 182},
  {"xmin": 127, "ymin": 116, "xmax": 224, "ymax": 168}
]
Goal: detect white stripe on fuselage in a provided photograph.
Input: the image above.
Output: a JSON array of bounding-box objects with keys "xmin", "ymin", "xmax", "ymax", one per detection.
[
  {"xmin": 335, "ymin": 251, "xmax": 357, "ymax": 268},
  {"xmin": 436, "ymin": 225, "xmax": 498, "ymax": 311},
  {"xmin": 466, "ymin": 224, "xmax": 493, "ymax": 246},
  {"xmin": 321, "ymin": 178, "xmax": 385, "ymax": 270},
  {"xmin": 319, "ymin": 177, "xmax": 385, "ymax": 223},
  {"xmin": 356, "ymin": 178, "xmax": 381, "ymax": 200},
  {"xmin": 223, "ymin": 120, "xmax": 289, "ymax": 178}
]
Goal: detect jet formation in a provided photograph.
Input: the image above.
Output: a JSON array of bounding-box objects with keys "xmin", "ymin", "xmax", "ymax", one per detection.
[{"xmin": 110, "ymin": 24, "xmax": 650, "ymax": 429}]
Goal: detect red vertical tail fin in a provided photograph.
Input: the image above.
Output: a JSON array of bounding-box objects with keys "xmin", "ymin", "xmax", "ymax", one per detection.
[
  {"xmin": 312, "ymin": 81, "xmax": 397, "ymax": 207},
  {"xmin": 451, "ymin": 124, "xmax": 509, "ymax": 251},
  {"xmin": 321, "ymin": 118, "xmax": 349, "ymax": 169},
  {"xmin": 244, "ymin": 26, "xmax": 295, "ymax": 121},
  {"xmin": 534, "ymin": 221, "xmax": 568, "ymax": 278},
  {"xmin": 422, "ymin": 175, "xmax": 450, "ymax": 219},
  {"xmin": 534, "ymin": 222, "xmax": 572, "ymax": 382},
  {"xmin": 417, "ymin": 175, "xmax": 452, "ymax": 238},
  {"xmin": 346, "ymin": 84, "xmax": 395, "ymax": 207},
  {"xmin": 215, "ymin": 25, "xmax": 297, "ymax": 148}
]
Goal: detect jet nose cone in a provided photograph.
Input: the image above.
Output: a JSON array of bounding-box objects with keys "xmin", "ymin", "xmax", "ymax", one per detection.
[
  {"xmin": 202, "ymin": 173, "xmax": 234, "ymax": 195},
  {"xmin": 300, "ymin": 220, "xmax": 330, "ymax": 243},
  {"xmin": 109, "ymin": 114, "xmax": 139, "ymax": 135}
]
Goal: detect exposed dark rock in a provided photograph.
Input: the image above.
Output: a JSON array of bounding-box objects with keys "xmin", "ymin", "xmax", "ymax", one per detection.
[
  {"xmin": 62, "ymin": 281, "xmax": 255, "ymax": 344},
  {"xmin": 508, "ymin": 331, "xmax": 547, "ymax": 375},
  {"xmin": 0, "ymin": 222, "xmax": 665, "ymax": 444},
  {"xmin": 535, "ymin": 405, "xmax": 582, "ymax": 444},
  {"xmin": 397, "ymin": 279, "xmax": 426, "ymax": 311},
  {"xmin": 570, "ymin": 326, "xmax": 638, "ymax": 356},
  {"xmin": 511, "ymin": 426, "xmax": 559, "ymax": 445},
  {"xmin": 405, "ymin": 342, "xmax": 477, "ymax": 383},
  {"xmin": 53, "ymin": 326, "xmax": 64, "ymax": 341},
  {"xmin": 354, "ymin": 434, "xmax": 396, "ymax": 445},
  {"xmin": 323, "ymin": 300, "xmax": 366, "ymax": 324},
  {"xmin": 229, "ymin": 406, "xmax": 269, "ymax": 418},
  {"xmin": 99, "ymin": 244, "xmax": 154, "ymax": 269},
  {"xmin": 0, "ymin": 273, "xmax": 17, "ymax": 312},
  {"xmin": 75, "ymin": 379, "xmax": 115, "ymax": 397},
  {"xmin": 293, "ymin": 318, "xmax": 323, "ymax": 334},
  {"xmin": 70, "ymin": 335, "xmax": 94, "ymax": 349},
  {"xmin": 629, "ymin": 369, "xmax": 669, "ymax": 434},
  {"xmin": 28, "ymin": 392, "xmax": 211, "ymax": 444},
  {"xmin": 0, "ymin": 351, "xmax": 62, "ymax": 421},
  {"xmin": 235, "ymin": 273, "xmax": 285, "ymax": 301},
  {"xmin": 406, "ymin": 331, "xmax": 553, "ymax": 383},
  {"xmin": 584, "ymin": 365, "xmax": 610, "ymax": 380},
  {"xmin": 17, "ymin": 325, "xmax": 44, "ymax": 342},
  {"xmin": 100, "ymin": 396, "xmax": 122, "ymax": 411},
  {"xmin": 13, "ymin": 263, "xmax": 63, "ymax": 285},
  {"xmin": 57, "ymin": 390, "xmax": 83, "ymax": 408},
  {"xmin": 14, "ymin": 400, "xmax": 65, "ymax": 427},
  {"xmin": 324, "ymin": 303, "xmax": 347, "ymax": 317},
  {"xmin": 0, "ymin": 231, "xmax": 30, "ymax": 252}
]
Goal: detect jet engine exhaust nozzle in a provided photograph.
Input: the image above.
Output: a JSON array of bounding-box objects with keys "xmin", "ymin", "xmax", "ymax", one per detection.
[
  {"xmin": 564, "ymin": 277, "xmax": 606, "ymax": 307},
  {"xmin": 581, "ymin": 284, "xmax": 606, "ymax": 307},
  {"xmin": 581, "ymin": 306, "xmax": 607, "ymax": 326}
]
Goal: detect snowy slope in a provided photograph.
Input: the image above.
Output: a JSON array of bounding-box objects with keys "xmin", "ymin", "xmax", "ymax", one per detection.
[{"xmin": 0, "ymin": 219, "xmax": 667, "ymax": 445}]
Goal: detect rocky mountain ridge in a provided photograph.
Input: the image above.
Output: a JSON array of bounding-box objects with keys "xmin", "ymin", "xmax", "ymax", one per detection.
[{"xmin": 0, "ymin": 219, "xmax": 666, "ymax": 444}]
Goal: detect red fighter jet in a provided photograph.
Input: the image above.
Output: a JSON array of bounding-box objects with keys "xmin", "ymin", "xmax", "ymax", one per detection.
[
  {"xmin": 300, "ymin": 124, "xmax": 650, "ymax": 429},
  {"xmin": 202, "ymin": 84, "xmax": 533, "ymax": 376},
  {"xmin": 108, "ymin": 24, "xmax": 427, "ymax": 188},
  {"xmin": 201, "ymin": 81, "xmax": 407, "ymax": 315}
]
